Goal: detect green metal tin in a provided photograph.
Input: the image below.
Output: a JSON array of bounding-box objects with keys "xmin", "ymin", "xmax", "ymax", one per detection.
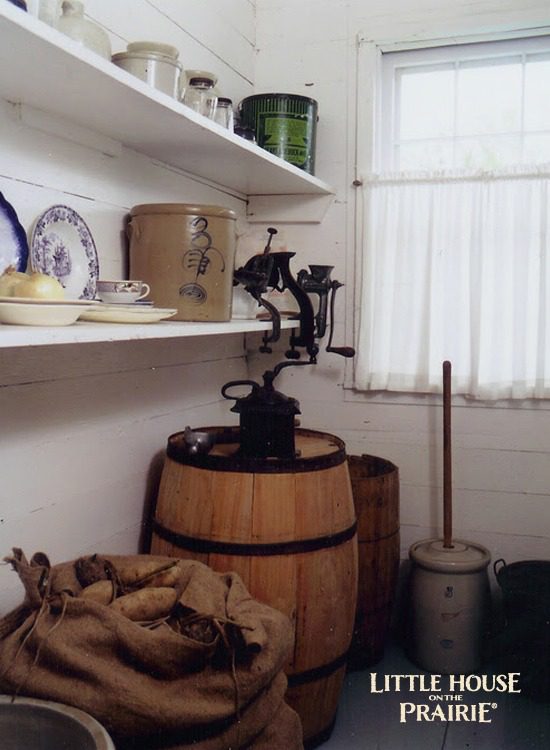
[{"xmin": 238, "ymin": 93, "xmax": 318, "ymax": 174}]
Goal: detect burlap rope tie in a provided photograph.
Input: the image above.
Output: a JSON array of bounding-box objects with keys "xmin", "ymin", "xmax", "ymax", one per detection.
[{"xmin": 0, "ymin": 557, "xmax": 71, "ymax": 701}]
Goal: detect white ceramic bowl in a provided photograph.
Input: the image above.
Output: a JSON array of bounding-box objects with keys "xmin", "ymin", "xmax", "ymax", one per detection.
[
  {"xmin": 0, "ymin": 695, "xmax": 115, "ymax": 750},
  {"xmin": 0, "ymin": 298, "xmax": 94, "ymax": 326}
]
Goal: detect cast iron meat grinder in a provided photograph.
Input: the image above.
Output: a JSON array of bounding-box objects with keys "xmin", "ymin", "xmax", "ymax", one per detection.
[{"xmin": 221, "ymin": 228, "xmax": 355, "ymax": 459}]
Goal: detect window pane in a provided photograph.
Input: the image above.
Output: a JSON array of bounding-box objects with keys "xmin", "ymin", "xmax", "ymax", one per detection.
[
  {"xmin": 398, "ymin": 66, "xmax": 454, "ymax": 139},
  {"xmin": 398, "ymin": 140, "xmax": 453, "ymax": 170},
  {"xmin": 524, "ymin": 53, "xmax": 550, "ymax": 131},
  {"xmin": 455, "ymin": 135, "xmax": 521, "ymax": 169},
  {"xmin": 523, "ymin": 133, "xmax": 550, "ymax": 163},
  {"xmin": 457, "ymin": 57, "xmax": 522, "ymax": 135}
]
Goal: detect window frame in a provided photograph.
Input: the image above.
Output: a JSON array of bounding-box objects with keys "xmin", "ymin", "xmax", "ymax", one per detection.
[
  {"xmin": 346, "ymin": 28, "xmax": 550, "ymax": 401},
  {"xmin": 377, "ymin": 34, "xmax": 550, "ymax": 172}
]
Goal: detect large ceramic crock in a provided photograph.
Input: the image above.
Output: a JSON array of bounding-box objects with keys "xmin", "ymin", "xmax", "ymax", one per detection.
[{"xmin": 128, "ymin": 203, "xmax": 237, "ymax": 322}]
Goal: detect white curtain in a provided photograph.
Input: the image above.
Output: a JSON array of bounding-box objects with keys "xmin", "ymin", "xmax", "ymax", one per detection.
[{"xmin": 354, "ymin": 166, "xmax": 550, "ymax": 400}]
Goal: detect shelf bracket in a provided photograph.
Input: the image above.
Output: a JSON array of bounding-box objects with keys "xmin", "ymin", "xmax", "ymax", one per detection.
[{"xmin": 246, "ymin": 193, "xmax": 334, "ymax": 224}]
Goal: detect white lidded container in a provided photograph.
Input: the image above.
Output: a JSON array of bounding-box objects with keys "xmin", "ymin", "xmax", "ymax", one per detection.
[
  {"xmin": 112, "ymin": 41, "xmax": 183, "ymax": 99},
  {"xmin": 408, "ymin": 538, "xmax": 491, "ymax": 674}
]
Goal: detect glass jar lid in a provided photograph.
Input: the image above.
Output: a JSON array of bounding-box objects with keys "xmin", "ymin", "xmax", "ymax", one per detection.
[
  {"xmin": 188, "ymin": 77, "xmax": 216, "ymax": 88},
  {"xmin": 185, "ymin": 69, "xmax": 217, "ymax": 85}
]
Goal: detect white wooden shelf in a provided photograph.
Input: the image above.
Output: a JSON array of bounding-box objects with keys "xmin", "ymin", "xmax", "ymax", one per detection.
[
  {"xmin": 0, "ymin": 317, "xmax": 296, "ymax": 348},
  {"xmin": 0, "ymin": 3, "xmax": 334, "ymax": 200}
]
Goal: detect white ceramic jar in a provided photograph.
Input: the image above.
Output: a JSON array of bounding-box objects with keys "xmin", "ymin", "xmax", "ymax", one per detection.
[
  {"xmin": 112, "ymin": 42, "xmax": 183, "ymax": 100},
  {"xmin": 56, "ymin": 0, "xmax": 111, "ymax": 60}
]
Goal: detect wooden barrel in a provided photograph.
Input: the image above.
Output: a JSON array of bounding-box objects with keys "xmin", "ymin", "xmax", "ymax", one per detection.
[
  {"xmin": 346, "ymin": 454, "xmax": 400, "ymax": 669},
  {"xmin": 150, "ymin": 427, "xmax": 358, "ymax": 748}
]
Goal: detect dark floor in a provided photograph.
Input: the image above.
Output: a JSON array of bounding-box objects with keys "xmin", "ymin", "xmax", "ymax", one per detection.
[{"xmin": 322, "ymin": 644, "xmax": 550, "ymax": 749}]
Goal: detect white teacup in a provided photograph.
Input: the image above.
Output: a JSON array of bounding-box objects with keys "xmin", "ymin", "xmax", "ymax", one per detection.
[{"xmin": 97, "ymin": 279, "xmax": 150, "ymax": 304}]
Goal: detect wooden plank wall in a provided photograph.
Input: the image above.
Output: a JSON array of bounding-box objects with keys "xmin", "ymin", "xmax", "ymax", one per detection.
[
  {"xmin": 0, "ymin": 0, "xmax": 256, "ymax": 614},
  {"xmin": 250, "ymin": 0, "xmax": 550, "ymax": 584}
]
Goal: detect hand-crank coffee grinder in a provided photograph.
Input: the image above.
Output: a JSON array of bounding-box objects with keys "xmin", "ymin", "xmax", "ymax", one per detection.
[{"xmin": 223, "ymin": 228, "xmax": 355, "ymax": 459}]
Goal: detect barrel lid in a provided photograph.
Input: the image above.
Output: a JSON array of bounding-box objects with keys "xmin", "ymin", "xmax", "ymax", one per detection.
[
  {"xmin": 130, "ymin": 204, "xmax": 237, "ymax": 220},
  {"xmin": 410, "ymin": 538, "xmax": 491, "ymax": 573},
  {"xmin": 166, "ymin": 426, "xmax": 346, "ymax": 473}
]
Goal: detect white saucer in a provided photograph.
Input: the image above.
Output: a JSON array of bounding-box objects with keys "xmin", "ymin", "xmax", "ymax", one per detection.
[{"xmin": 79, "ymin": 305, "xmax": 177, "ymax": 324}]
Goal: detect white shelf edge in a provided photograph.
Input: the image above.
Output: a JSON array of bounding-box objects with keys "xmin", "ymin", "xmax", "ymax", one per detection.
[
  {"xmin": 0, "ymin": 318, "xmax": 297, "ymax": 349},
  {"xmin": 0, "ymin": 3, "xmax": 335, "ymax": 198}
]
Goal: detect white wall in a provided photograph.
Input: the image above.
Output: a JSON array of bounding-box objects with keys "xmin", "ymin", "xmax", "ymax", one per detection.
[
  {"xmin": 252, "ymin": 0, "xmax": 550, "ymax": 581},
  {"xmin": 0, "ymin": 0, "xmax": 256, "ymax": 613}
]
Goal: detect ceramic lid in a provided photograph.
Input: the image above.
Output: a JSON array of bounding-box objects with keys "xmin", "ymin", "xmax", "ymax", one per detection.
[
  {"xmin": 130, "ymin": 204, "xmax": 237, "ymax": 220},
  {"xmin": 112, "ymin": 51, "xmax": 183, "ymax": 70},
  {"xmin": 126, "ymin": 41, "xmax": 180, "ymax": 59},
  {"xmin": 409, "ymin": 538, "xmax": 491, "ymax": 573}
]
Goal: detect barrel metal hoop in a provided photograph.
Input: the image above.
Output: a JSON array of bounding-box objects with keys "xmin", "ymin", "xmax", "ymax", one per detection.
[
  {"xmin": 152, "ymin": 519, "xmax": 357, "ymax": 557},
  {"xmin": 287, "ymin": 650, "xmax": 349, "ymax": 688},
  {"xmin": 357, "ymin": 528, "xmax": 400, "ymax": 544},
  {"xmin": 303, "ymin": 716, "xmax": 337, "ymax": 750}
]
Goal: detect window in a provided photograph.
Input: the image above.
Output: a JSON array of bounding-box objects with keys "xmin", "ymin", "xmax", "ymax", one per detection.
[
  {"xmin": 379, "ymin": 36, "xmax": 550, "ymax": 171},
  {"xmin": 354, "ymin": 35, "xmax": 550, "ymax": 400}
]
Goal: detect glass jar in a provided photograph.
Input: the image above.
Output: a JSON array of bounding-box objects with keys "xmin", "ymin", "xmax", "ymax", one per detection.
[
  {"xmin": 213, "ymin": 97, "xmax": 234, "ymax": 130},
  {"xmin": 234, "ymin": 124, "xmax": 256, "ymax": 143},
  {"xmin": 182, "ymin": 76, "xmax": 217, "ymax": 119},
  {"xmin": 36, "ymin": 0, "xmax": 59, "ymax": 24},
  {"xmin": 56, "ymin": 0, "xmax": 111, "ymax": 59}
]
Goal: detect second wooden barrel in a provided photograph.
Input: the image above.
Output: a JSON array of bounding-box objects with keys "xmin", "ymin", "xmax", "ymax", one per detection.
[
  {"xmin": 150, "ymin": 427, "xmax": 358, "ymax": 748},
  {"xmin": 347, "ymin": 454, "xmax": 400, "ymax": 669}
]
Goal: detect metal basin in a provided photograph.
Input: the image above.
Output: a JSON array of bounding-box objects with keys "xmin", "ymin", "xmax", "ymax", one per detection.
[{"xmin": 0, "ymin": 695, "xmax": 115, "ymax": 750}]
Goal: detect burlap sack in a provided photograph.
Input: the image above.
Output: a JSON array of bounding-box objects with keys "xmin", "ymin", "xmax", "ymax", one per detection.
[{"xmin": 0, "ymin": 550, "xmax": 303, "ymax": 750}]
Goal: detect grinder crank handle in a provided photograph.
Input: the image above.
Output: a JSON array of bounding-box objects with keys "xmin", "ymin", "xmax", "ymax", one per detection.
[
  {"xmin": 256, "ymin": 295, "xmax": 281, "ymax": 352},
  {"xmin": 222, "ymin": 380, "xmax": 259, "ymax": 400},
  {"xmin": 325, "ymin": 279, "xmax": 356, "ymax": 358},
  {"xmin": 327, "ymin": 345, "xmax": 356, "ymax": 357}
]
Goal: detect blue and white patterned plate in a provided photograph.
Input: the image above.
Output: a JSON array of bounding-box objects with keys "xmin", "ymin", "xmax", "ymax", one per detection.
[
  {"xmin": 0, "ymin": 192, "xmax": 29, "ymax": 274},
  {"xmin": 30, "ymin": 205, "xmax": 99, "ymax": 300}
]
